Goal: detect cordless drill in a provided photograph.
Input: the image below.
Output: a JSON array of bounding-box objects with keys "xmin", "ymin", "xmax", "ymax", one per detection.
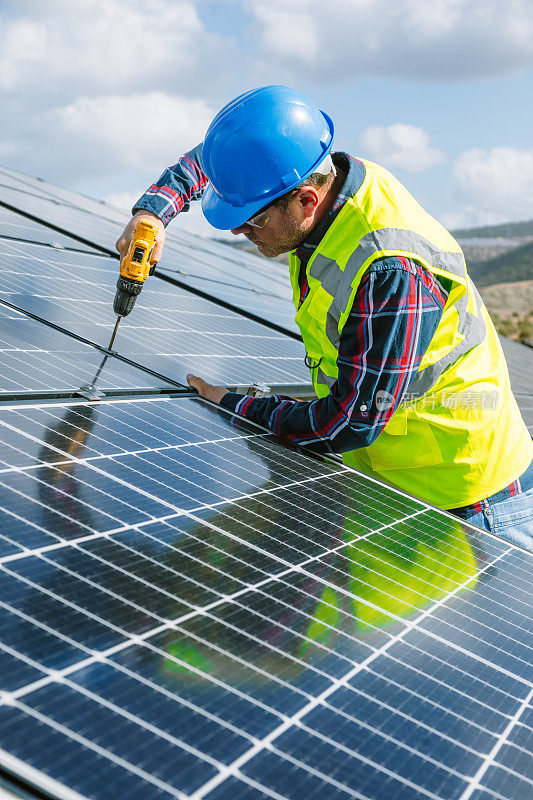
[{"xmin": 113, "ymin": 219, "xmax": 158, "ymax": 317}]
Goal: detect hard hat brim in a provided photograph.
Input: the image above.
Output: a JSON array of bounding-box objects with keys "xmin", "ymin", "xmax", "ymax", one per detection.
[{"xmin": 201, "ymin": 183, "xmax": 271, "ymax": 231}]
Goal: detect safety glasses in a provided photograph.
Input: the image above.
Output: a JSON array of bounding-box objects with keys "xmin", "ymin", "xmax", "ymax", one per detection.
[{"xmin": 246, "ymin": 200, "xmax": 277, "ymax": 228}]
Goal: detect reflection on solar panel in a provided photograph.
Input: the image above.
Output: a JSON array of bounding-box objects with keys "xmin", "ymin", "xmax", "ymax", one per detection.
[
  {"xmin": 1, "ymin": 397, "xmax": 532, "ymax": 800},
  {"xmin": 0, "ymin": 165, "xmax": 532, "ymax": 800}
]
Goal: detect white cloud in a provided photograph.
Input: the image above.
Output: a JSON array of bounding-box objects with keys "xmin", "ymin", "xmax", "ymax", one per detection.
[
  {"xmin": 244, "ymin": 0, "xmax": 533, "ymax": 80},
  {"xmin": 0, "ymin": 0, "xmax": 227, "ymax": 97},
  {"xmin": 359, "ymin": 124, "xmax": 445, "ymax": 172},
  {"xmin": 247, "ymin": 2, "xmax": 320, "ymax": 65},
  {"xmin": 452, "ymin": 146, "xmax": 533, "ymax": 223},
  {"xmin": 49, "ymin": 92, "xmax": 213, "ymax": 175}
]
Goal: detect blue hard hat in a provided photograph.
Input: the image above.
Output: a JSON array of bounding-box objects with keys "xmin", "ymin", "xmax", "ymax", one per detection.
[{"xmin": 201, "ymin": 85, "xmax": 334, "ymax": 230}]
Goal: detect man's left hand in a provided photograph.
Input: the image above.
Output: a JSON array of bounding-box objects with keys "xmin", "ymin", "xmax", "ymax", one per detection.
[{"xmin": 186, "ymin": 373, "xmax": 228, "ymax": 404}]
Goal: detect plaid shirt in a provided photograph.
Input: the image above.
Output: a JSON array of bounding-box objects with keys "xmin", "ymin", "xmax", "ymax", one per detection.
[{"xmin": 134, "ymin": 150, "xmax": 449, "ymax": 454}]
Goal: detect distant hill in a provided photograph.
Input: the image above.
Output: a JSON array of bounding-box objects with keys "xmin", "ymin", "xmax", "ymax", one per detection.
[
  {"xmin": 452, "ymin": 219, "xmax": 533, "ymax": 239},
  {"xmin": 467, "ymin": 240, "xmax": 533, "ymax": 287},
  {"xmin": 217, "ymin": 219, "xmax": 533, "ymax": 287}
]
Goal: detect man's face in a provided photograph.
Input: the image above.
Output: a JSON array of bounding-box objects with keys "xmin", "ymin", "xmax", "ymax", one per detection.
[{"xmin": 230, "ymin": 195, "xmax": 311, "ymax": 258}]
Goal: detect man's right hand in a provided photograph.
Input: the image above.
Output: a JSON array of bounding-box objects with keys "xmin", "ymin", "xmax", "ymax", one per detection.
[{"xmin": 115, "ymin": 211, "xmax": 166, "ymax": 266}]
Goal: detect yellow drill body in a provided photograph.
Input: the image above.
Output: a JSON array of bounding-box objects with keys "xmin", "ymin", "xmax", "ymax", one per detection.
[{"xmin": 113, "ymin": 220, "xmax": 157, "ymax": 318}]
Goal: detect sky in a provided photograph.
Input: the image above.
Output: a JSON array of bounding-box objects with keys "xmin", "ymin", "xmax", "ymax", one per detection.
[{"xmin": 0, "ymin": 0, "xmax": 532, "ymax": 240}]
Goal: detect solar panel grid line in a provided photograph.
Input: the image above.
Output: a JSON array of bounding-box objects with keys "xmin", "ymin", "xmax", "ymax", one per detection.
[
  {"xmin": 2, "ymin": 398, "xmax": 528, "ymax": 624},
  {"xmin": 243, "ymin": 587, "xmax": 529, "ymax": 712},
  {"xmin": 0, "ymin": 290, "xmax": 307, "ymax": 388},
  {"xmin": 0, "ymin": 460, "xmax": 169, "ymax": 534},
  {"xmin": 1, "ymin": 512, "xmax": 528, "ymax": 792},
  {"xmin": 0, "ymin": 477, "xmax": 119, "ymax": 539},
  {"xmin": 275, "ymin": 719, "xmax": 467, "ymax": 800},
  {"xmin": 95, "ymin": 518, "xmax": 533, "ymax": 713},
  {"xmin": 0, "ymin": 342, "xmax": 184, "ymax": 399},
  {"xmin": 0, "ymin": 418, "xmax": 367, "ymax": 537},
  {"xmin": 37, "ymin": 676, "xmax": 225, "ymax": 772},
  {"xmin": 311, "ymin": 529, "xmax": 533, "ymax": 632},
  {"xmin": 1, "ymin": 592, "xmax": 524, "ymax": 800},
  {"xmin": 360, "ymin": 653, "xmax": 526, "ymax": 725},
  {"xmin": 0, "ymin": 644, "xmax": 472, "ymax": 797},
  {"xmin": 7, "ymin": 700, "xmax": 188, "ymax": 800},
  {"xmin": 162, "ymin": 623, "xmax": 518, "ymax": 790},
  {"xmin": 0, "ymin": 594, "xmax": 298, "ymax": 733},
  {"xmin": 0, "ymin": 484, "xmax": 426, "ymax": 658},
  {"xmin": 186, "ymin": 546, "xmax": 518, "ymax": 800},
  {"xmin": 0, "ymin": 199, "xmax": 119, "ymax": 259},
  {"xmin": 0, "ymin": 430, "xmax": 269, "ymax": 475},
  {"xmin": 0, "ymin": 748, "xmax": 88, "ymax": 800},
  {"xmin": 5, "ymin": 404, "xmax": 532, "ymax": 636},
  {"xmin": 1, "ymin": 538, "xmax": 328, "ymax": 736},
  {"xmin": 289, "ymin": 557, "xmax": 533, "ymax": 679},
  {"xmin": 1, "ymin": 547, "xmax": 305, "ymax": 712},
  {"xmin": 458, "ymin": 685, "xmax": 533, "ymax": 800},
  {"xmin": 0, "ymin": 504, "xmax": 133, "ymax": 556},
  {"xmin": 0, "ymin": 202, "xmax": 300, "ymax": 339},
  {"xmin": 0, "ymin": 313, "xmax": 189, "ymax": 395},
  {"xmin": 319, "ymin": 679, "xmax": 511, "ymax": 762},
  {"xmin": 0, "ymin": 238, "xmax": 111, "ymax": 260},
  {"xmin": 3, "ymin": 500, "xmax": 490, "ymax": 756}
]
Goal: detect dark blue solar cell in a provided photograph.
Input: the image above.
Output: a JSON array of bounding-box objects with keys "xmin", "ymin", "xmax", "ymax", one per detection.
[
  {"xmin": 385, "ymin": 637, "xmax": 530, "ymax": 716},
  {"xmin": 341, "ymin": 670, "xmax": 503, "ymax": 755},
  {"xmin": 0, "ymin": 567, "xmax": 126, "ymax": 658},
  {"xmin": 135, "ymin": 517, "xmax": 287, "ymax": 591},
  {"xmin": 301, "ymin": 704, "xmax": 474, "ymax": 798},
  {"xmin": 0, "ymin": 649, "xmax": 45, "ymax": 692},
  {"xmin": 0, "ymin": 203, "xmax": 99, "ymax": 250},
  {"xmin": 0, "ymin": 600, "xmax": 101, "ymax": 672},
  {"xmin": 24, "ymin": 682, "xmax": 218, "ymax": 793},
  {"xmin": 242, "ymin": 748, "xmax": 363, "ymax": 800},
  {"xmin": 492, "ymin": 742, "xmax": 533, "ymax": 781},
  {"xmin": 0, "ymin": 705, "xmax": 176, "ymax": 800},
  {"xmin": 68, "ymin": 660, "xmax": 251, "ymax": 765},
  {"xmin": 507, "ymin": 720, "xmax": 533, "ymax": 751},
  {"xmin": 111, "ymin": 640, "xmax": 281, "ymax": 740},
  {"xmin": 43, "ymin": 544, "xmax": 191, "ymax": 622},
  {"xmin": 7, "ymin": 555, "xmax": 163, "ymax": 636},
  {"xmin": 204, "ymin": 776, "xmax": 276, "ymax": 800},
  {"xmin": 322, "ymin": 688, "xmax": 485, "ymax": 777},
  {"xmin": 157, "ymin": 616, "xmax": 318, "ymax": 718},
  {"xmin": 273, "ymin": 725, "xmax": 451, "ymax": 800},
  {"xmin": 480, "ymin": 763, "xmax": 533, "ymax": 799},
  {"xmin": 0, "ymin": 534, "xmax": 23, "ymax": 558},
  {"xmin": 0, "ymin": 464, "xmax": 160, "ymax": 541}
]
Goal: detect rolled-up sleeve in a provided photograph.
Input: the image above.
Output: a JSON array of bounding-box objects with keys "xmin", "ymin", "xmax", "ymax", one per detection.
[{"xmin": 132, "ymin": 143, "xmax": 207, "ymax": 226}]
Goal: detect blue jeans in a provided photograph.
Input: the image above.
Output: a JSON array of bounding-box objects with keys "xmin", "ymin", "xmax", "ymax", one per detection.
[{"xmin": 461, "ymin": 487, "xmax": 533, "ymax": 550}]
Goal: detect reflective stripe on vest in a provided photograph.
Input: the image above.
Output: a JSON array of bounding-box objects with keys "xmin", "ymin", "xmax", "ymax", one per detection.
[{"xmin": 307, "ymin": 227, "xmax": 486, "ymax": 397}]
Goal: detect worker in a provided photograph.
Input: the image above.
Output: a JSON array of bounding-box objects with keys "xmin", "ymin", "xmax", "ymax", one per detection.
[{"xmin": 116, "ymin": 85, "xmax": 533, "ymax": 546}]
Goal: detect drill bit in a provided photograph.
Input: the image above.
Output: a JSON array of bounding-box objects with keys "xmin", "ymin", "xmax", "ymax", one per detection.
[{"xmin": 107, "ymin": 316, "xmax": 121, "ymax": 351}]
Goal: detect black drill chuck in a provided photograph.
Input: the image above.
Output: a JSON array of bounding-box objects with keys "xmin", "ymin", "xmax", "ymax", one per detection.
[{"xmin": 113, "ymin": 276, "xmax": 143, "ymax": 317}]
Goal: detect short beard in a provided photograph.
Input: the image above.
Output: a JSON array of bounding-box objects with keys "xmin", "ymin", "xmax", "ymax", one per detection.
[{"xmin": 249, "ymin": 211, "xmax": 309, "ymax": 258}]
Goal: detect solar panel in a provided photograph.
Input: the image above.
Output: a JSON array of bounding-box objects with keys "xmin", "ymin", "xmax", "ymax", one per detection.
[
  {"xmin": 499, "ymin": 337, "xmax": 533, "ymax": 434},
  {"xmin": 0, "ymin": 395, "xmax": 531, "ymax": 800},
  {"xmin": 0, "ymin": 304, "xmax": 178, "ymax": 396},
  {"xmin": 0, "ymin": 205, "xmax": 99, "ymax": 253},
  {"xmin": 0, "ymin": 166, "xmax": 299, "ymax": 335},
  {"xmin": 0, "ymin": 238, "xmax": 309, "ymax": 388}
]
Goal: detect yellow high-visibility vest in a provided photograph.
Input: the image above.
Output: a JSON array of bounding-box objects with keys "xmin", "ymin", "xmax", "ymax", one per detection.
[{"xmin": 289, "ymin": 158, "xmax": 532, "ymax": 508}]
